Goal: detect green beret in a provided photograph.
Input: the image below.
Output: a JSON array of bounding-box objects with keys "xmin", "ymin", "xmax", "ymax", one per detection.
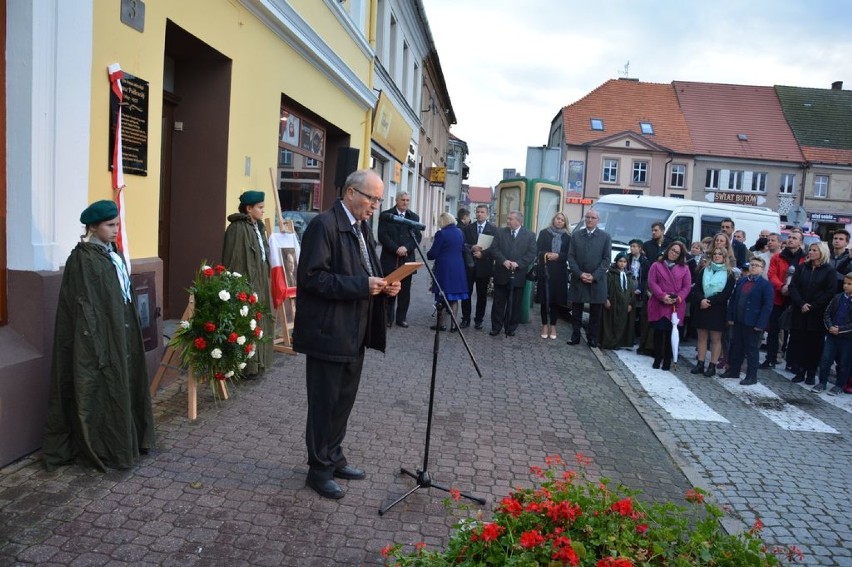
[
  {"xmin": 80, "ymin": 200, "xmax": 118, "ymax": 225},
  {"xmin": 239, "ymin": 191, "xmax": 265, "ymax": 206},
  {"xmin": 615, "ymin": 252, "xmax": 629, "ymax": 263}
]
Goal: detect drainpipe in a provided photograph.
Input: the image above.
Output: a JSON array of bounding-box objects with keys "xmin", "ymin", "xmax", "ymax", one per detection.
[
  {"xmin": 662, "ymin": 154, "xmax": 673, "ymax": 198},
  {"xmin": 581, "ymin": 144, "xmax": 589, "ymax": 219}
]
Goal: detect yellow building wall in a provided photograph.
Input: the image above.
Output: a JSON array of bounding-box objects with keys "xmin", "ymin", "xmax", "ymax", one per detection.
[{"xmin": 89, "ymin": 0, "xmax": 373, "ymax": 258}]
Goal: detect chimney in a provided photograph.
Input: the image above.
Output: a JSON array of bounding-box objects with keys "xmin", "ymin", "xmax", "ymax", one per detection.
[{"xmin": 831, "ymin": 81, "xmax": 843, "ymax": 90}]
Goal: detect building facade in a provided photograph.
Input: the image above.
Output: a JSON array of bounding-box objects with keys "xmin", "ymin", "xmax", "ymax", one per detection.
[{"xmin": 2, "ymin": 0, "xmax": 379, "ymax": 466}]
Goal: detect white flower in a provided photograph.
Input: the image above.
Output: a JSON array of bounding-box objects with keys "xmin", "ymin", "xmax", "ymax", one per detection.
[
  {"xmin": 225, "ymin": 371, "xmax": 234, "ymax": 378},
  {"xmin": 180, "ymin": 320, "xmax": 190, "ymax": 329},
  {"xmin": 236, "ymin": 336, "xmax": 246, "ymax": 345},
  {"xmin": 257, "ymin": 330, "xmax": 263, "ymax": 339},
  {"xmin": 210, "ymin": 348, "xmax": 223, "ymax": 359},
  {"xmin": 249, "ymin": 319, "xmax": 257, "ymax": 330},
  {"xmin": 240, "ymin": 305, "xmax": 249, "ymax": 317},
  {"xmin": 247, "ymin": 349, "xmax": 256, "ymax": 359},
  {"xmin": 238, "ymin": 362, "xmax": 247, "ymax": 370},
  {"xmin": 231, "ymin": 271, "xmax": 242, "ymax": 278},
  {"xmin": 219, "ymin": 290, "xmax": 231, "ymax": 301},
  {"xmin": 201, "ymin": 265, "xmax": 211, "ymax": 271},
  {"xmin": 251, "ymin": 292, "xmax": 258, "ymax": 302}
]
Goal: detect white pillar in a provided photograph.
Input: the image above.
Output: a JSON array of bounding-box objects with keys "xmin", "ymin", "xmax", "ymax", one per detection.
[{"xmin": 7, "ymin": 0, "xmax": 93, "ymax": 271}]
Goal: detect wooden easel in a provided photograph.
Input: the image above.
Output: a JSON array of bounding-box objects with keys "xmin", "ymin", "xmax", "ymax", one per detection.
[
  {"xmin": 150, "ymin": 294, "xmax": 228, "ymax": 420},
  {"xmin": 270, "ymin": 167, "xmax": 297, "ymax": 355}
]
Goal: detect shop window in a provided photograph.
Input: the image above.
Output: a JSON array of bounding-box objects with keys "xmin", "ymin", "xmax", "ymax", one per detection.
[{"xmin": 279, "ymin": 106, "xmax": 324, "ymax": 211}]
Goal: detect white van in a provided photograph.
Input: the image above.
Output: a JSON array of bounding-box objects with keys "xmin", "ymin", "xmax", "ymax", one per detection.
[{"xmin": 590, "ymin": 195, "xmax": 781, "ymax": 259}]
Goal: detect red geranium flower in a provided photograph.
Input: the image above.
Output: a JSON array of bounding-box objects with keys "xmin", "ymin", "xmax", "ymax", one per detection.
[
  {"xmin": 380, "ymin": 544, "xmax": 393, "ymax": 558},
  {"xmin": 194, "ymin": 337, "xmax": 207, "ymax": 350},
  {"xmin": 500, "ymin": 497, "xmax": 523, "ymax": 517},
  {"xmin": 414, "ymin": 542, "xmax": 426, "ymax": 554},
  {"xmin": 635, "ymin": 523, "xmax": 649, "ymax": 534},
  {"xmin": 228, "ymin": 332, "xmax": 238, "ymax": 343},
  {"xmin": 214, "ymin": 264, "xmax": 226, "ymax": 273},
  {"xmin": 480, "ymin": 522, "xmax": 502, "ymax": 542},
  {"xmin": 551, "ymin": 536, "xmax": 579, "ymax": 566},
  {"xmin": 519, "ymin": 530, "xmax": 545, "ymax": 549},
  {"xmin": 203, "ymin": 267, "xmax": 214, "ymax": 277},
  {"xmin": 597, "ymin": 558, "xmax": 635, "ymax": 567},
  {"xmin": 685, "ymin": 488, "xmax": 704, "ymax": 504},
  {"xmin": 214, "ymin": 372, "xmax": 225, "ymax": 381},
  {"xmin": 610, "ymin": 498, "xmax": 633, "ymax": 517},
  {"xmin": 204, "ymin": 321, "xmax": 216, "ymax": 333},
  {"xmin": 449, "ymin": 488, "xmax": 461, "ymax": 501}
]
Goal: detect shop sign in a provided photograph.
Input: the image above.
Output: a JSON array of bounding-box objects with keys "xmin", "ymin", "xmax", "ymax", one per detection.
[
  {"xmin": 810, "ymin": 212, "xmax": 852, "ymax": 224},
  {"xmin": 373, "ymin": 92, "xmax": 413, "ymax": 164},
  {"xmin": 429, "ymin": 167, "xmax": 446, "ymax": 185},
  {"xmin": 714, "ymin": 192, "xmax": 757, "ymax": 205},
  {"xmin": 566, "ymin": 197, "xmax": 593, "ymax": 205}
]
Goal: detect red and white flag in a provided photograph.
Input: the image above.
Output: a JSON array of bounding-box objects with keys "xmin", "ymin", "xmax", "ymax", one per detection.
[
  {"xmin": 268, "ymin": 232, "xmax": 300, "ymax": 309},
  {"xmin": 108, "ymin": 63, "xmax": 131, "ymax": 271}
]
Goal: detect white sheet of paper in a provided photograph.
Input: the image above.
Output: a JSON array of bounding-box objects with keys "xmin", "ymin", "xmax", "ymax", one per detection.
[{"xmin": 476, "ymin": 234, "xmax": 494, "ymax": 250}]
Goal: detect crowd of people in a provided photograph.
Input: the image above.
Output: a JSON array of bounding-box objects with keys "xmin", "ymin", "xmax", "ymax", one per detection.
[{"xmin": 45, "ymin": 179, "xmax": 850, "ymax": 499}]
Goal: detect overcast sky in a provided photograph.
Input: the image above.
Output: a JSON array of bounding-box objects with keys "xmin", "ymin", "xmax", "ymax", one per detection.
[{"xmin": 423, "ymin": 0, "xmax": 852, "ymax": 188}]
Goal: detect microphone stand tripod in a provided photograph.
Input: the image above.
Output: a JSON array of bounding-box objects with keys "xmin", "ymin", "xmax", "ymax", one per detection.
[{"xmin": 379, "ymin": 227, "xmax": 485, "ymax": 515}]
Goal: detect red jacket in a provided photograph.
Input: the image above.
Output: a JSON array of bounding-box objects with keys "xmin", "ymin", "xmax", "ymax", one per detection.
[{"xmin": 767, "ymin": 248, "xmax": 806, "ymax": 306}]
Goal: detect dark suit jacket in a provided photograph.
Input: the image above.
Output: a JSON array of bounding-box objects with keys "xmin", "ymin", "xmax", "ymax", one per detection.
[
  {"xmin": 463, "ymin": 221, "xmax": 497, "ymax": 278},
  {"xmin": 489, "ymin": 227, "xmax": 537, "ymax": 288},
  {"xmin": 378, "ymin": 207, "xmax": 422, "ymax": 274},
  {"xmin": 293, "ymin": 200, "xmax": 386, "ymax": 362}
]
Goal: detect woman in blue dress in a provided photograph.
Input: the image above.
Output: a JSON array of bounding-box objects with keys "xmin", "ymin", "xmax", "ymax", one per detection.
[{"xmin": 427, "ymin": 212, "xmax": 470, "ymax": 332}]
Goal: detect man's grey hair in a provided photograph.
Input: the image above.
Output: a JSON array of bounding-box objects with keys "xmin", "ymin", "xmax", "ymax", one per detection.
[
  {"xmin": 508, "ymin": 210, "xmax": 524, "ymax": 224},
  {"xmin": 344, "ymin": 169, "xmax": 376, "ymax": 192},
  {"xmin": 396, "ymin": 191, "xmax": 410, "ymax": 199}
]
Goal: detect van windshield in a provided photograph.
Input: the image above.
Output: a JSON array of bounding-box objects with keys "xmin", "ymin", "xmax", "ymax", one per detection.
[{"xmin": 591, "ymin": 202, "xmax": 673, "ymax": 244}]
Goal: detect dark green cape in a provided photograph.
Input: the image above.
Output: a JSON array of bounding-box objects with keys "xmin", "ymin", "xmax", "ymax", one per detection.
[
  {"xmin": 43, "ymin": 242, "xmax": 155, "ymax": 471},
  {"xmin": 599, "ymin": 266, "xmax": 636, "ymax": 349},
  {"xmin": 222, "ymin": 213, "xmax": 273, "ymax": 373}
]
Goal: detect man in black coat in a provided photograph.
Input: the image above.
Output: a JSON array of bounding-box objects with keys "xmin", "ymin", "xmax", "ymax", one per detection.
[
  {"xmin": 566, "ymin": 209, "xmax": 612, "ymax": 347},
  {"xmin": 378, "ymin": 191, "xmax": 421, "ymax": 327},
  {"xmin": 721, "ymin": 218, "xmax": 749, "ymax": 270},
  {"xmin": 461, "ymin": 204, "xmax": 497, "ymax": 329},
  {"xmin": 489, "ymin": 211, "xmax": 537, "ymax": 336},
  {"xmin": 294, "ymin": 169, "xmax": 401, "ymax": 499}
]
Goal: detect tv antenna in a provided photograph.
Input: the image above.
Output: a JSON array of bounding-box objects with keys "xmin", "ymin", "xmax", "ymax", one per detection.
[{"xmin": 619, "ymin": 60, "xmax": 630, "ymax": 78}]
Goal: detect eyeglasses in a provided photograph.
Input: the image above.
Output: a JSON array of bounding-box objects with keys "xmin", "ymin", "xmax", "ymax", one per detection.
[{"xmin": 350, "ymin": 186, "xmax": 384, "ymax": 205}]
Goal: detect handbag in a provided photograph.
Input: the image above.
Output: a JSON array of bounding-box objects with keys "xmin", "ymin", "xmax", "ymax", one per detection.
[{"xmin": 462, "ymin": 246, "xmax": 475, "ymax": 270}]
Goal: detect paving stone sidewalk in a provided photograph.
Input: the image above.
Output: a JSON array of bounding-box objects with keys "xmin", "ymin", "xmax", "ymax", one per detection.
[{"xmin": 1, "ymin": 271, "xmax": 693, "ymax": 566}]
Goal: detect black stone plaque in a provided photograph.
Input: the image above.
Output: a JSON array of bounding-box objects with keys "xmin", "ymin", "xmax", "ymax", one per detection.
[{"xmin": 109, "ymin": 72, "xmax": 149, "ymax": 177}]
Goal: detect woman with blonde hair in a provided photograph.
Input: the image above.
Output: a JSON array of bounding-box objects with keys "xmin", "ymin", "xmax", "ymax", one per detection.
[
  {"xmin": 689, "ymin": 248, "xmax": 736, "ymax": 377},
  {"xmin": 712, "ymin": 232, "xmax": 737, "ymax": 271},
  {"xmin": 788, "ymin": 241, "xmax": 836, "ymax": 384},
  {"xmin": 535, "ymin": 212, "xmax": 571, "ymax": 339},
  {"xmin": 427, "ymin": 212, "xmax": 469, "ymax": 331}
]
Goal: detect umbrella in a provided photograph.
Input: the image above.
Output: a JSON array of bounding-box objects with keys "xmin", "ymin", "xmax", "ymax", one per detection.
[{"xmin": 670, "ymin": 304, "xmax": 680, "ymax": 368}]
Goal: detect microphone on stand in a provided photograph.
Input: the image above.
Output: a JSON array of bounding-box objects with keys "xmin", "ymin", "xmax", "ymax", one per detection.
[{"xmin": 381, "ymin": 212, "xmax": 425, "ymax": 231}]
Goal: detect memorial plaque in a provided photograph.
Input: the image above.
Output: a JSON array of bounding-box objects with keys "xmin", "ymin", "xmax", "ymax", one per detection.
[{"xmin": 109, "ymin": 72, "xmax": 149, "ymax": 176}]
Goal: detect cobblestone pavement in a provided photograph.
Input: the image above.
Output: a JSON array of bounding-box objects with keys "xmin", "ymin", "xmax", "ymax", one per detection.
[
  {"xmin": 1, "ymin": 270, "xmax": 696, "ymax": 566},
  {"xmin": 601, "ymin": 343, "xmax": 852, "ymax": 566}
]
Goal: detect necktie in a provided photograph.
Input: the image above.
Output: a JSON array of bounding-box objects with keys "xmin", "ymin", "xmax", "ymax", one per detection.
[
  {"xmin": 354, "ymin": 221, "xmax": 374, "ymax": 276},
  {"xmin": 478, "ymin": 224, "xmax": 483, "ymax": 235},
  {"xmin": 586, "ymin": 230, "xmax": 592, "ymax": 239},
  {"xmin": 108, "ymin": 248, "xmax": 133, "ymax": 303},
  {"xmin": 512, "ymin": 230, "xmax": 517, "ymax": 239}
]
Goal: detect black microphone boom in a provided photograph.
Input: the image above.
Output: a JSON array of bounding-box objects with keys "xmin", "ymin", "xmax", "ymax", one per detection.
[{"xmin": 382, "ymin": 213, "xmax": 425, "ymax": 231}]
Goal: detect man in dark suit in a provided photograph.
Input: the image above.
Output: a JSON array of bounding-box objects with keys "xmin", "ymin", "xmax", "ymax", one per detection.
[
  {"xmin": 294, "ymin": 169, "xmax": 400, "ymax": 499},
  {"xmin": 721, "ymin": 218, "xmax": 749, "ymax": 270},
  {"xmin": 461, "ymin": 204, "xmax": 497, "ymax": 329},
  {"xmin": 489, "ymin": 210, "xmax": 537, "ymax": 336},
  {"xmin": 378, "ymin": 191, "xmax": 421, "ymax": 328},
  {"xmin": 567, "ymin": 209, "xmax": 612, "ymax": 347}
]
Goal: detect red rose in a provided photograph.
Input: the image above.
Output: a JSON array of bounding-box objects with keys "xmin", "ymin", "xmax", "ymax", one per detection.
[
  {"xmin": 237, "ymin": 292, "xmax": 248, "ymax": 302},
  {"xmin": 194, "ymin": 337, "xmax": 207, "ymax": 350},
  {"xmin": 248, "ymin": 294, "xmax": 257, "ymax": 304},
  {"xmin": 215, "ymin": 264, "xmax": 226, "ymax": 273},
  {"xmin": 203, "ymin": 268, "xmax": 214, "ymax": 277},
  {"xmin": 228, "ymin": 332, "xmax": 238, "ymax": 343},
  {"xmin": 204, "ymin": 322, "xmax": 216, "ymax": 332},
  {"xmin": 215, "ymin": 372, "xmax": 225, "ymax": 381},
  {"xmin": 255, "ymin": 312, "xmax": 262, "ymax": 321},
  {"xmin": 244, "ymin": 344, "xmax": 254, "ymax": 353},
  {"xmin": 254, "ymin": 327, "xmax": 262, "ymax": 337}
]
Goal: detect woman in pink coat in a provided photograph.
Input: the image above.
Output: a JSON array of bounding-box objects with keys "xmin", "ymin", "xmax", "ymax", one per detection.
[{"xmin": 647, "ymin": 241, "xmax": 692, "ymax": 370}]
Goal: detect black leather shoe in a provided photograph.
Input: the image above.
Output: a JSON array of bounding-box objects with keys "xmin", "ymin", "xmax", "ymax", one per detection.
[
  {"xmin": 588, "ymin": 339, "xmax": 599, "ymax": 348},
  {"xmin": 567, "ymin": 337, "xmax": 581, "ymax": 345},
  {"xmin": 386, "ymin": 321, "xmax": 393, "ymax": 328},
  {"xmin": 396, "ymin": 321, "xmax": 409, "ymax": 328},
  {"xmin": 474, "ymin": 322, "xmax": 483, "ymax": 330},
  {"xmin": 489, "ymin": 329, "xmax": 501, "ymax": 336},
  {"xmin": 506, "ymin": 331, "xmax": 515, "ymax": 336},
  {"xmin": 306, "ymin": 477, "xmax": 345, "ymax": 499},
  {"xmin": 430, "ymin": 324, "xmax": 446, "ymax": 331},
  {"xmin": 720, "ymin": 370, "xmax": 740, "ymax": 378},
  {"xmin": 459, "ymin": 320, "xmax": 470, "ymax": 329},
  {"xmin": 739, "ymin": 377, "xmax": 758, "ymax": 386},
  {"xmin": 333, "ymin": 465, "xmax": 366, "ymax": 480}
]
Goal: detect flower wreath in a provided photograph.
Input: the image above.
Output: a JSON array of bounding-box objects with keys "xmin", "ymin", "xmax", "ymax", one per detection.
[{"xmin": 170, "ymin": 263, "xmax": 271, "ymax": 393}]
